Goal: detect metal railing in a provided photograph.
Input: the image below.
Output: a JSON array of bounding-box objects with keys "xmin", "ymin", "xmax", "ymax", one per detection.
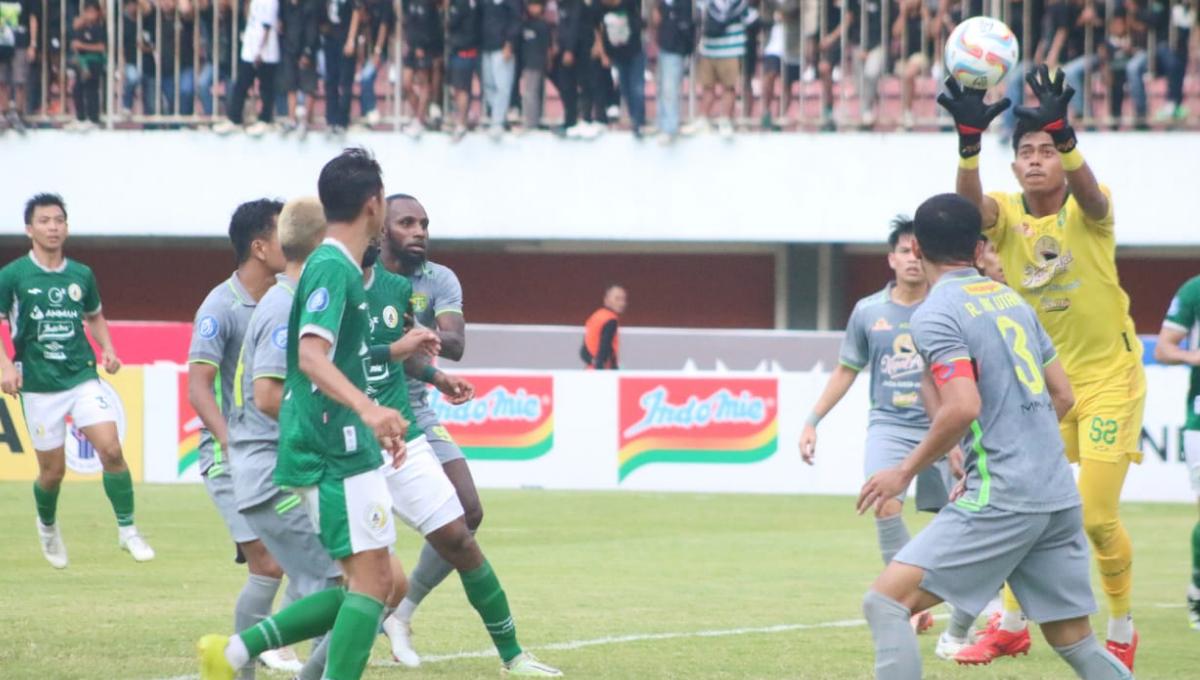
[{"xmin": 5, "ymin": 0, "xmax": 1198, "ymax": 132}]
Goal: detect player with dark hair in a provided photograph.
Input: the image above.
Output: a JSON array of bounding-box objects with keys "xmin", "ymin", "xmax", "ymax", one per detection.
[
  {"xmin": 858, "ymin": 193, "xmax": 1130, "ymax": 680},
  {"xmin": 801, "ymin": 216, "xmax": 965, "ymax": 648},
  {"xmin": 0, "ymin": 193, "xmax": 154, "ymax": 568},
  {"xmin": 940, "ymin": 65, "xmax": 1145, "ymax": 669},
  {"xmin": 188, "ymin": 198, "xmax": 303, "ymax": 675},
  {"xmin": 198, "ymin": 148, "xmax": 409, "ymax": 680}
]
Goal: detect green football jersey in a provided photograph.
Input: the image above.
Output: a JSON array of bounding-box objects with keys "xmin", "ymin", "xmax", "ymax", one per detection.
[
  {"xmin": 364, "ymin": 263, "xmax": 420, "ymax": 441},
  {"xmin": 275, "ymin": 240, "xmax": 380, "ymax": 487},
  {"xmin": 1164, "ymin": 274, "xmax": 1200, "ymax": 431},
  {"xmin": 0, "ymin": 253, "xmax": 102, "ymax": 393}
]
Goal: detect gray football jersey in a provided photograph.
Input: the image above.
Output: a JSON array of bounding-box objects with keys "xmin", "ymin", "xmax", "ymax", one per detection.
[
  {"xmin": 228, "ymin": 275, "xmax": 295, "ymax": 512},
  {"xmin": 188, "ymin": 273, "xmax": 257, "ymax": 475},
  {"xmin": 840, "ymin": 284, "xmax": 930, "ymax": 429},
  {"xmin": 912, "ymin": 268, "xmax": 1079, "ymax": 514},
  {"xmin": 404, "ymin": 261, "xmax": 464, "ymax": 417}
]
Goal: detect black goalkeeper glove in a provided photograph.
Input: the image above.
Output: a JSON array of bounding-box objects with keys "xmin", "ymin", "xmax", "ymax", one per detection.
[
  {"xmin": 1013, "ymin": 65, "xmax": 1077, "ymax": 153},
  {"xmin": 936, "ymin": 76, "xmax": 1011, "ymax": 159}
]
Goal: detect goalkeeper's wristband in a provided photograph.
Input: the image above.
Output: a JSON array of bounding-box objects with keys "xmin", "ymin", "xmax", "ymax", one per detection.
[
  {"xmin": 958, "ymin": 155, "xmax": 980, "ymax": 170},
  {"xmin": 957, "ymin": 132, "xmax": 983, "ymax": 159},
  {"xmin": 805, "ymin": 412, "xmax": 822, "ymax": 428},
  {"xmin": 1059, "ymin": 147, "xmax": 1084, "ymax": 172}
]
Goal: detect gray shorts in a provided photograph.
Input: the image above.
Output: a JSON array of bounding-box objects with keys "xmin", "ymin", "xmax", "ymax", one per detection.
[
  {"xmin": 242, "ymin": 490, "xmax": 342, "ymax": 596},
  {"xmin": 204, "ymin": 470, "xmax": 257, "ymax": 544},
  {"xmin": 0, "ymin": 47, "xmax": 29, "ymax": 86},
  {"xmin": 914, "ymin": 459, "xmax": 955, "ymax": 513},
  {"xmin": 417, "ymin": 412, "xmax": 466, "ymax": 464},
  {"xmin": 866, "ymin": 424, "xmax": 953, "ymax": 512},
  {"xmin": 896, "ymin": 503, "xmax": 1096, "ymax": 623}
]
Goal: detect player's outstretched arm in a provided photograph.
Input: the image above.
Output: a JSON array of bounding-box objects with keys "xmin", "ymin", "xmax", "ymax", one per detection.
[
  {"xmin": 1013, "ymin": 65, "xmax": 1109, "ymax": 221},
  {"xmin": 938, "ymin": 76, "xmax": 1006, "ymax": 229},
  {"xmin": 800, "ymin": 364, "xmax": 859, "ymax": 464},
  {"xmin": 188, "ymin": 362, "xmax": 230, "ymax": 449}
]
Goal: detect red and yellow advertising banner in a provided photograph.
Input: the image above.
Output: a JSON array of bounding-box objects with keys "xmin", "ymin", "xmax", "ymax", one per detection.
[
  {"xmin": 0, "ymin": 368, "xmax": 144, "ymax": 481},
  {"xmin": 617, "ymin": 377, "xmax": 778, "ymax": 481},
  {"xmin": 428, "ymin": 375, "xmax": 554, "ymax": 460},
  {"xmin": 177, "ymin": 370, "xmax": 203, "ymax": 478}
]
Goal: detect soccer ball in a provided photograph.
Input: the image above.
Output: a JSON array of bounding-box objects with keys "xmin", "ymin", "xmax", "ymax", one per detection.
[{"xmin": 944, "ymin": 16, "xmax": 1020, "ymax": 90}]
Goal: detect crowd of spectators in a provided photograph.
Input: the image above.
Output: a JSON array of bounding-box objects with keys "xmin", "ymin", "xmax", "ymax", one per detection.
[{"xmin": 0, "ymin": 0, "xmax": 1197, "ymax": 141}]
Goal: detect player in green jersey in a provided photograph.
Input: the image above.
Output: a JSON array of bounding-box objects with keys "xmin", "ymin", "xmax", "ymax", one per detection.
[
  {"xmin": 0, "ymin": 193, "xmax": 154, "ymax": 568},
  {"xmin": 1154, "ymin": 274, "xmax": 1200, "ymax": 629},
  {"xmin": 197, "ymin": 149, "xmax": 408, "ymax": 680}
]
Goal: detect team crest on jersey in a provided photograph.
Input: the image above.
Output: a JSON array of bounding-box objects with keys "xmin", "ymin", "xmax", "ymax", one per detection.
[
  {"xmin": 871, "ymin": 318, "xmax": 893, "ymax": 332},
  {"xmin": 48, "ymin": 288, "xmax": 66, "ymax": 305},
  {"xmin": 271, "ymin": 325, "xmax": 288, "ymax": 349},
  {"xmin": 1022, "ymin": 236, "xmax": 1074, "ymax": 290},
  {"xmin": 68, "ymin": 283, "xmax": 83, "ymax": 302},
  {"xmin": 382, "ymin": 305, "xmax": 400, "ymax": 329},
  {"xmin": 879, "ymin": 333, "xmax": 924, "ymax": 379},
  {"xmin": 197, "ymin": 315, "xmax": 220, "ymax": 339},
  {"xmin": 411, "ymin": 293, "xmax": 429, "ymax": 314},
  {"xmin": 306, "ymin": 288, "xmax": 330, "ymax": 313}
]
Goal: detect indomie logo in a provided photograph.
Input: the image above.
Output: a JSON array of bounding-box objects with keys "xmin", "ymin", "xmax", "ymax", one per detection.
[
  {"xmin": 434, "ymin": 386, "xmax": 544, "ymax": 425},
  {"xmin": 429, "ymin": 375, "xmax": 555, "ymax": 462},
  {"xmin": 623, "ymin": 386, "xmax": 767, "ymax": 439}
]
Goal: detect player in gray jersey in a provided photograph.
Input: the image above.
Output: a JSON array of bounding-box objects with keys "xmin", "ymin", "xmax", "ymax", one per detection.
[
  {"xmin": 857, "ymin": 194, "xmax": 1128, "ymax": 680},
  {"xmin": 376, "ymin": 193, "xmax": 482, "ymax": 664},
  {"xmin": 800, "ymin": 217, "xmax": 959, "ymax": 638},
  {"xmin": 226, "ymin": 197, "xmax": 341, "ymax": 680},
  {"xmin": 188, "ymin": 199, "xmax": 302, "ymax": 676}
]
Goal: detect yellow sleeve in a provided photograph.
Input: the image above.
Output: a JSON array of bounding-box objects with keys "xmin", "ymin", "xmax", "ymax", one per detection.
[
  {"xmin": 984, "ymin": 191, "xmax": 1015, "ymax": 250},
  {"xmin": 1078, "ymin": 184, "xmax": 1114, "ymax": 235}
]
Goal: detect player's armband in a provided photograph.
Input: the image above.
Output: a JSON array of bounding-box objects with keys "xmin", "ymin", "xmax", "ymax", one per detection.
[{"xmin": 931, "ymin": 358, "xmax": 977, "ymax": 386}]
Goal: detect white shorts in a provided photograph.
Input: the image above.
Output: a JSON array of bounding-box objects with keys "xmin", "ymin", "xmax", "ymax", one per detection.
[
  {"xmin": 1185, "ymin": 430, "xmax": 1200, "ymax": 494},
  {"xmin": 381, "ymin": 435, "xmax": 464, "ymax": 537},
  {"xmin": 297, "ymin": 468, "xmax": 396, "ymax": 560},
  {"xmin": 22, "ymin": 379, "xmax": 119, "ymax": 451}
]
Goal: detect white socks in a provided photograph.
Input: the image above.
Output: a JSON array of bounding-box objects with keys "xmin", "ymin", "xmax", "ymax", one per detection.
[
  {"xmin": 224, "ymin": 635, "xmax": 251, "ymax": 669},
  {"xmin": 1106, "ymin": 614, "xmax": 1134, "ymax": 644},
  {"xmin": 395, "ymin": 599, "xmax": 418, "ymax": 624},
  {"xmin": 999, "ymin": 610, "xmax": 1027, "ymax": 632},
  {"xmin": 118, "ymin": 525, "xmax": 139, "ymax": 541}
]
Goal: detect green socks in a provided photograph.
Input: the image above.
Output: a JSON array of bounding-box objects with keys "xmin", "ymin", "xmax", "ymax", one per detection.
[
  {"xmin": 324, "ymin": 592, "xmax": 385, "ymax": 680},
  {"xmin": 1192, "ymin": 521, "xmax": 1200, "ymax": 589},
  {"xmin": 33, "ymin": 480, "xmax": 60, "ymax": 526},
  {"xmin": 460, "ymin": 560, "xmax": 522, "ymax": 663},
  {"xmin": 102, "ymin": 470, "xmax": 135, "ymax": 527},
  {"xmin": 240, "ymin": 586, "xmax": 345, "ymax": 657}
]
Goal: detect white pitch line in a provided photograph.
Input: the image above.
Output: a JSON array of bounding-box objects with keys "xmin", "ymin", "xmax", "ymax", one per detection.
[{"xmin": 150, "ymin": 613, "xmax": 948, "ymax": 679}]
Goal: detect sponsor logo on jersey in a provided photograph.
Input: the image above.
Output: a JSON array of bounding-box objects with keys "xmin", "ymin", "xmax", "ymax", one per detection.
[
  {"xmin": 306, "ymin": 288, "xmax": 330, "ymax": 313},
  {"xmin": 27, "ymin": 288, "xmax": 42, "ymax": 295},
  {"xmin": 879, "ymin": 333, "xmax": 924, "ymax": 380},
  {"xmin": 197, "ymin": 315, "xmax": 220, "ymax": 340},
  {"xmin": 37, "ymin": 320, "xmax": 75, "ymax": 342},
  {"xmin": 48, "ymin": 287, "xmax": 66, "ymax": 306},
  {"xmin": 428, "ymin": 375, "xmax": 554, "ymax": 461},
  {"xmin": 68, "ymin": 283, "xmax": 83, "ymax": 302},
  {"xmin": 963, "ymin": 280, "xmax": 1002, "ymax": 296},
  {"xmin": 617, "ymin": 377, "xmax": 778, "ymax": 481},
  {"xmin": 871, "ymin": 318, "xmax": 894, "ymax": 332}
]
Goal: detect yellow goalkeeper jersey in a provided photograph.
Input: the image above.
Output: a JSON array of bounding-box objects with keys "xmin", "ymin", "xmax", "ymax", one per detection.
[{"xmin": 985, "ymin": 185, "xmax": 1140, "ymax": 384}]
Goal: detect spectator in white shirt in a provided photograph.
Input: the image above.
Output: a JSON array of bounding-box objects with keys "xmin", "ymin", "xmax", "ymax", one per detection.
[{"xmin": 214, "ymin": 0, "xmax": 280, "ymax": 135}]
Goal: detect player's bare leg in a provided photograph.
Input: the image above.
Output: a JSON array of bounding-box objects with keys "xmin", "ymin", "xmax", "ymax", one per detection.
[
  {"xmin": 34, "ymin": 447, "xmax": 68, "ymax": 568},
  {"xmin": 81, "ymin": 421, "xmax": 154, "ymax": 561}
]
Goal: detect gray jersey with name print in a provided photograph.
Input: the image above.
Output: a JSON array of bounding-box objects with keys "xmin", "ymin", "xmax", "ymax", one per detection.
[
  {"xmin": 840, "ymin": 284, "xmax": 930, "ymax": 429},
  {"xmin": 912, "ymin": 268, "xmax": 1078, "ymax": 514},
  {"xmin": 404, "ymin": 261, "xmax": 464, "ymax": 419},
  {"xmin": 188, "ymin": 274, "xmax": 258, "ymax": 475},
  {"xmin": 228, "ymin": 275, "xmax": 295, "ymax": 511}
]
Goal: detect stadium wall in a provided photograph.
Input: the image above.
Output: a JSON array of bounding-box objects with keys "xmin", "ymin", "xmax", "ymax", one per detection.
[{"xmin": 1, "ymin": 364, "xmax": 1191, "ymax": 503}]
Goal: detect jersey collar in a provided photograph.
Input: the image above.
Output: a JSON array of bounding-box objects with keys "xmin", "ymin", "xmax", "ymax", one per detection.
[
  {"xmin": 275, "ymin": 273, "xmax": 297, "ymax": 294},
  {"xmin": 322, "ymin": 237, "xmax": 359, "ymax": 268},
  {"xmin": 363, "ymin": 266, "xmax": 377, "ymax": 291},
  {"xmin": 227, "ymin": 271, "xmax": 256, "ymax": 306},
  {"xmin": 932, "ymin": 267, "xmax": 981, "ymax": 289},
  {"xmin": 27, "ymin": 251, "xmax": 69, "ymax": 273}
]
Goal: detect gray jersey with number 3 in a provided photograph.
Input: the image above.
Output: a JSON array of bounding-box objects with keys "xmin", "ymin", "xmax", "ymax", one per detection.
[{"xmin": 912, "ymin": 268, "xmax": 1078, "ymax": 514}]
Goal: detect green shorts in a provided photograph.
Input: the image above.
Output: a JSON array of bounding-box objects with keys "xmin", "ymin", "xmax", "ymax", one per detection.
[{"xmin": 297, "ymin": 469, "xmax": 395, "ymax": 560}]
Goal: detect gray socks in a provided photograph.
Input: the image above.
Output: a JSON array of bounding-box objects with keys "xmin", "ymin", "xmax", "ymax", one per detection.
[
  {"xmin": 875, "ymin": 515, "xmax": 911, "ymax": 565},
  {"xmin": 234, "ymin": 574, "xmax": 280, "ymax": 680},
  {"xmin": 297, "ymin": 635, "xmax": 329, "ymax": 680},
  {"xmin": 1053, "ymin": 633, "xmax": 1133, "ymax": 679},
  {"xmin": 947, "ymin": 606, "xmax": 977, "ymax": 639},
  {"xmin": 862, "ymin": 590, "xmax": 920, "ymax": 680}
]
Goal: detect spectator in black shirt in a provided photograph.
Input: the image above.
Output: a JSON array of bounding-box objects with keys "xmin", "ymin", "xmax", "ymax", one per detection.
[
  {"xmin": 0, "ymin": 0, "xmax": 38, "ymax": 131},
  {"xmin": 323, "ymin": 0, "xmax": 359, "ymax": 133},
  {"xmin": 549, "ymin": 0, "xmax": 592, "ymax": 135},
  {"xmin": 195, "ymin": 0, "xmax": 237, "ymax": 117},
  {"xmin": 147, "ymin": 0, "xmax": 198, "ymax": 118},
  {"xmin": 519, "ymin": 0, "xmax": 551, "ymax": 129},
  {"xmin": 892, "ymin": 0, "xmax": 928, "ymax": 130},
  {"xmin": 69, "ymin": 0, "xmax": 105, "ymax": 129},
  {"xmin": 401, "ymin": 0, "xmax": 437, "ymax": 135},
  {"xmin": 120, "ymin": 0, "xmax": 155, "ymax": 116},
  {"xmin": 481, "ymin": 0, "xmax": 521, "ymax": 137},
  {"xmin": 278, "ymin": 0, "xmax": 321, "ymax": 134},
  {"xmin": 358, "ymin": 0, "xmax": 395, "ymax": 127},
  {"xmin": 1057, "ymin": 0, "xmax": 1105, "ymax": 119},
  {"xmin": 999, "ymin": 0, "xmax": 1045, "ymax": 140},
  {"xmin": 1127, "ymin": 0, "xmax": 1189, "ymax": 124},
  {"xmin": 446, "ymin": 0, "xmax": 481, "ymax": 140},
  {"xmin": 594, "ymin": 0, "xmax": 645, "ymax": 135}
]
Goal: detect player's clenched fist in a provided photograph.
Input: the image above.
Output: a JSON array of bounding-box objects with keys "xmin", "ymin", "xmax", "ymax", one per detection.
[
  {"xmin": 0, "ymin": 364, "xmax": 21, "ymax": 396},
  {"xmin": 360, "ymin": 402, "xmax": 409, "ymax": 452}
]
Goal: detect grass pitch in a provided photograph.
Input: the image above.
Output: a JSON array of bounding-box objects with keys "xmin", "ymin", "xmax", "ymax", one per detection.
[{"xmin": 0, "ymin": 482, "xmax": 1196, "ymax": 679}]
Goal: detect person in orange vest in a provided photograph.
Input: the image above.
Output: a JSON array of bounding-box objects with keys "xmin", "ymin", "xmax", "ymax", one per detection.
[{"xmin": 580, "ymin": 284, "xmax": 627, "ymax": 369}]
